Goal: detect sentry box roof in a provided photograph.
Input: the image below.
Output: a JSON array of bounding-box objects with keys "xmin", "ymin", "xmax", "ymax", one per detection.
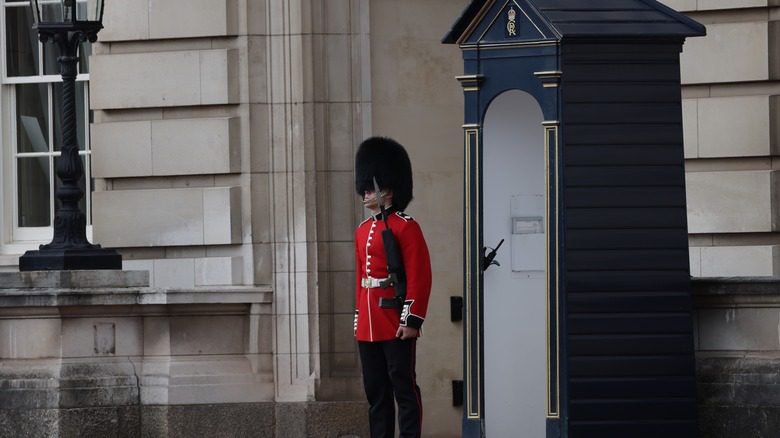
[{"xmin": 443, "ymin": 0, "xmax": 705, "ymax": 45}]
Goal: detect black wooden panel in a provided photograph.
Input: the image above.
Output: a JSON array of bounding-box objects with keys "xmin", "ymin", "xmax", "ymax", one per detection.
[
  {"xmin": 568, "ymin": 355, "xmax": 695, "ymax": 377},
  {"xmin": 568, "ymin": 334, "xmax": 694, "ymax": 355},
  {"xmin": 562, "ymin": 63, "xmax": 680, "ymax": 82},
  {"xmin": 568, "ymin": 313, "xmax": 692, "ymax": 334},
  {"xmin": 543, "ymin": 10, "xmax": 675, "ymax": 22},
  {"xmin": 564, "ymin": 83, "xmax": 681, "ymax": 103},
  {"xmin": 565, "ymin": 145, "xmax": 684, "ymax": 166},
  {"xmin": 568, "ymin": 292, "xmax": 692, "ymax": 313},
  {"xmin": 566, "ymin": 165, "xmax": 684, "ymax": 187},
  {"xmin": 569, "ymin": 399, "xmax": 697, "ymax": 421},
  {"xmin": 566, "ymin": 249, "xmax": 689, "ymax": 271},
  {"xmin": 566, "ymin": 229, "xmax": 688, "ymax": 249},
  {"xmin": 555, "ymin": 22, "xmax": 698, "ymax": 37},
  {"xmin": 562, "ymin": 45, "xmax": 681, "ymax": 62},
  {"xmin": 566, "ymin": 208, "xmax": 686, "ymax": 229},
  {"xmin": 569, "ymin": 376, "xmax": 697, "ymax": 399},
  {"xmin": 564, "ymin": 124, "xmax": 682, "ymax": 145},
  {"xmin": 567, "ymin": 271, "xmax": 689, "ymax": 292},
  {"xmin": 566, "ymin": 187, "xmax": 686, "ymax": 208},
  {"xmin": 564, "ymin": 103, "xmax": 681, "ymax": 124},
  {"xmin": 536, "ymin": 0, "xmax": 649, "ymax": 10},
  {"xmin": 569, "ymin": 421, "xmax": 698, "ymax": 438}
]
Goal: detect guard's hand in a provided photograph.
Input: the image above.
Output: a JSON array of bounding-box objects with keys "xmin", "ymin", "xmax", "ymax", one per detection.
[{"xmin": 396, "ymin": 326, "xmax": 419, "ymax": 340}]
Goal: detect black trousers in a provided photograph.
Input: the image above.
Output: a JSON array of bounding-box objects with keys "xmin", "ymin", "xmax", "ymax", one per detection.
[{"xmin": 358, "ymin": 339, "xmax": 422, "ymax": 438}]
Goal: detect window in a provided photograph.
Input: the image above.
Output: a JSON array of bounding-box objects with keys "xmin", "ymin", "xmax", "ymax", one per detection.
[{"xmin": 2, "ymin": 0, "xmax": 92, "ymax": 251}]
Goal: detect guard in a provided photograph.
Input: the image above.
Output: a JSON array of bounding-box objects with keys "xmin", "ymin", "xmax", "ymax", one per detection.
[{"xmin": 354, "ymin": 137, "xmax": 432, "ymax": 438}]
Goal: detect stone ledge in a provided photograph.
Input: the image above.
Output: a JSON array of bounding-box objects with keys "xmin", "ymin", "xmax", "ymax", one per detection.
[
  {"xmin": 0, "ymin": 270, "xmax": 149, "ymax": 290},
  {"xmin": 692, "ymin": 277, "xmax": 780, "ymax": 295},
  {"xmin": 692, "ymin": 277, "xmax": 780, "ymax": 306},
  {"xmin": 0, "ymin": 286, "xmax": 272, "ymax": 308}
]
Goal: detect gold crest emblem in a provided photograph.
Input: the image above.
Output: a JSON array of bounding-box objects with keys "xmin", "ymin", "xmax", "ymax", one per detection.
[{"xmin": 507, "ymin": 7, "xmax": 517, "ymax": 36}]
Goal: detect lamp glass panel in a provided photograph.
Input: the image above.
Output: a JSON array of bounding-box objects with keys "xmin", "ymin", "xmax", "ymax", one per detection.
[
  {"xmin": 79, "ymin": 0, "xmax": 100, "ymax": 21},
  {"xmin": 39, "ymin": 0, "xmax": 64, "ymax": 23}
]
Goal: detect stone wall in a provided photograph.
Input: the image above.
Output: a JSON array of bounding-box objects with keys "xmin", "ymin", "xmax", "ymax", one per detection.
[
  {"xmin": 692, "ymin": 279, "xmax": 780, "ymax": 438},
  {"xmin": 0, "ymin": 271, "xmax": 368, "ymax": 437}
]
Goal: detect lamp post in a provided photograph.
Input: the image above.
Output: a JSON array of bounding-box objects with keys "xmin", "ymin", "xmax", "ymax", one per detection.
[{"xmin": 19, "ymin": 0, "xmax": 120, "ymax": 271}]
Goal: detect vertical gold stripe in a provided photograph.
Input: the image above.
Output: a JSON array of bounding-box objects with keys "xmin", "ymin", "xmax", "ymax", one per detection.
[
  {"xmin": 554, "ymin": 125, "xmax": 561, "ymax": 418},
  {"xmin": 544, "ymin": 126, "xmax": 551, "ymax": 416},
  {"xmin": 465, "ymin": 128, "xmax": 483, "ymax": 419},
  {"xmin": 543, "ymin": 123, "xmax": 561, "ymax": 419},
  {"xmin": 475, "ymin": 129, "xmax": 481, "ymax": 418}
]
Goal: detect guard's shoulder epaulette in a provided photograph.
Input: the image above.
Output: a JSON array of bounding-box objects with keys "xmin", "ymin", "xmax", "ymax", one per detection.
[
  {"xmin": 359, "ymin": 216, "xmax": 372, "ymax": 226},
  {"xmin": 395, "ymin": 211, "xmax": 414, "ymax": 222}
]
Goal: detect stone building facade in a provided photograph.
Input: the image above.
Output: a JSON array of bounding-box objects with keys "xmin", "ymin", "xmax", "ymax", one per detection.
[
  {"xmin": 669, "ymin": 0, "xmax": 780, "ymax": 435},
  {"xmin": 0, "ymin": 0, "xmax": 777, "ymax": 436}
]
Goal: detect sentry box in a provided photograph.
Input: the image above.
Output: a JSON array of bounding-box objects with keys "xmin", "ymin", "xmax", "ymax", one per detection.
[{"xmin": 443, "ymin": 1, "xmax": 705, "ymax": 437}]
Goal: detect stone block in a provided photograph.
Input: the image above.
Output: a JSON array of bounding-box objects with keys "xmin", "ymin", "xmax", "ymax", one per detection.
[
  {"xmin": 92, "ymin": 116, "xmax": 241, "ymax": 178},
  {"xmin": 0, "ymin": 318, "xmax": 60, "ymax": 359},
  {"xmin": 699, "ymin": 405, "xmax": 780, "ymax": 438},
  {"xmin": 143, "ymin": 318, "xmax": 171, "ymax": 357},
  {"xmin": 149, "ymin": 0, "xmax": 237, "ymax": 40},
  {"xmin": 274, "ymin": 401, "xmax": 369, "ymax": 438},
  {"xmin": 123, "ymin": 260, "xmax": 154, "ymax": 286},
  {"xmin": 154, "ymin": 258, "xmax": 196, "ymax": 289},
  {"xmin": 200, "ymin": 49, "xmax": 240, "ymax": 105},
  {"xmin": 203, "ymin": 187, "xmax": 242, "ymax": 245},
  {"xmin": 169, "ymin": 316, "xmax": 245, "ymax": 355},
  {"xmin": 681, "ymin": 22, "xmax": 771, "ymax": 84},
  {"xmin": 99, "ymin": 0, "xmax": 148, "ymax": 41},
  {"xmin": 699, "ymin": 246, "xmax": 777, "ymax": 277},
  {"xmin": 252, "ymin": 243, "xmax": 273, "ymax": 285},
  {"xmin": 94, "ymin": 188, "xmax": 201, "ymax": 247},
  {"xmin": 90, "ymin": 50, "xmax": 238, "ymax": 110},
  {"xmin": 698, "ymin": 0, "xmax": 768, "ymax": 10},
  {"xmin": 697, "ymin": 308, "xmax": 780, "ymax": 350},
  {"xmin": 250, "ymin": 174, "xmax": 272, "ymax": 243},
  {"xmin": 61, "ymin": 317, "xmax": 143, "ymax": 358},
  {"xmin": 689, "ymin": 247, "xmax": 702, "ymax": 277},
  {"xmin": 657, "ymin": 0, "xmax": 696, "ymax": 10},
  {"xmin": 694, "ymin": 96, "xmax": 774, "ymax": 158},
  {"xmin": 325, "ymin": 34, "xmax": 352, "ymax": 102},
  {"xmin": 0, "ymin": 409, "xmax": 59, "ymax": 437},
  {"xmin": 91, "ymin": 121, "xmax": 152, "ymax": 178},
  {"xmin": 195, "ymin": 257, "xmax": 244, "ymax": 286},
  {"xmin": 151, "ymin": 117, "xmax": 241, "ymax": 176},
  {"xmin": 93, "ymin": 187, "xmax": 240, "ymax": 247},
  {"xmin": 682, "ymin": 99, "xmax": 698, "ymax": 159},
  {"xmin": 248, "ymin": 37, "xmax": 269, "ymax": 104},
  {"xmin": 165, "ymin": 403, "xmax": 275, "ymax": 437},
  {"xmin": 58, "ymin": 405, "xmax": 141, "ymax": 436},
  {"xmin": 686, "ymin": 171, "xmax": 774, "ymax": 233}
]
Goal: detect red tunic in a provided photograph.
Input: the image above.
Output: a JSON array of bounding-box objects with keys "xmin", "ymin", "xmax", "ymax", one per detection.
[{"xmin": 354, "ymin": 211, "xmax": 432, "ymax": 342}]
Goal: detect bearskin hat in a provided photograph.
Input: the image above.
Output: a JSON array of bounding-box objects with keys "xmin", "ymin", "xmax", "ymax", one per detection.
[{"xmin": 355, "ymin": 137, "xmax": 413, "ymax": 211}]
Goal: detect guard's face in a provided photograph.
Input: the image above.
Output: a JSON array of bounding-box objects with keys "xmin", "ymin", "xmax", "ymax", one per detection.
[{"xmin": 362, "ymin": 190, "xmax": 392, "ymax": 211}]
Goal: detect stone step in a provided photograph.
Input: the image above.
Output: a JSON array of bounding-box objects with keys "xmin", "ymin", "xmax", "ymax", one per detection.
[{"xmin": 0, "ymin": 254, "xmax": 19, "ymax": 272}]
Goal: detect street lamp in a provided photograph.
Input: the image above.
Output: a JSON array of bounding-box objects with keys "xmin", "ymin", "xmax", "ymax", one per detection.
[{"xmin": 19, "ymin": 0, "xmax": 120, "ymax": 271}]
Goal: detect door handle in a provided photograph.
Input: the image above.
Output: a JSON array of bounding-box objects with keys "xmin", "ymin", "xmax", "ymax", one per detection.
[{"xmin": 481, "ymin": 239, "xmax": 504, "ymax": 272}]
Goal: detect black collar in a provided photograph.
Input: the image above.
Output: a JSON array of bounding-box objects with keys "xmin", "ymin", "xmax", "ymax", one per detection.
[{"xmin": 371, "ymin": 206, "xmax": 397, "ymax": 221}]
